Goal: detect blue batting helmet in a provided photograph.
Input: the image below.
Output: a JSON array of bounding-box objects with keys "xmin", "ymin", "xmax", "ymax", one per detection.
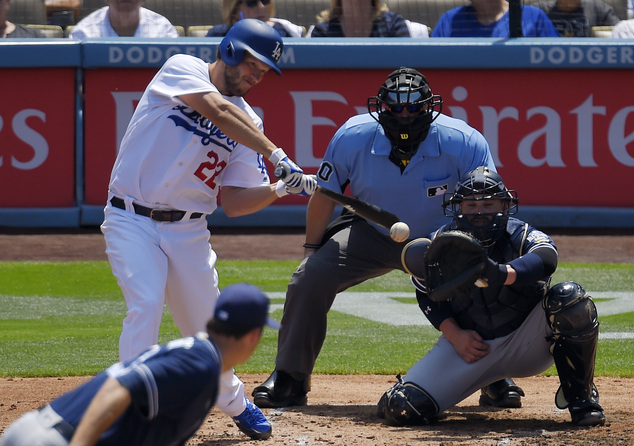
[{"xmin": 219, "ymin": 19, "xmax": 284, "ymax": 76}]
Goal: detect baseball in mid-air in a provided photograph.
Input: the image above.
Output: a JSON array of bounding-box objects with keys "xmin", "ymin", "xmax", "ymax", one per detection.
[{"xmin": 390, "ymin": 222, "xmax": 410, "ymax": 242}]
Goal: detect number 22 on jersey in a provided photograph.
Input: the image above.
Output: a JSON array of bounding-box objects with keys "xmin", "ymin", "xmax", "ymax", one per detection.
[{"xmin": 194, "ymin": 149, "xmax": 226, "ymax": 190}]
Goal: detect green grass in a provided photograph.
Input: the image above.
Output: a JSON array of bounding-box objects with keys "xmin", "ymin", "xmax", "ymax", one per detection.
[{"xmin": 0, "ymin": 260, "xmax": 632, "ymax": 377}]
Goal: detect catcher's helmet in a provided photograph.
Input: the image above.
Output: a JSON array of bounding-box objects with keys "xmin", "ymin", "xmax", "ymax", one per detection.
[
  {"xmin": 444, "ymin": 166, "xmax": 518, "ymax": 247},
  {"xmin": 219, "ymin": 19, "xmax": 284, "ymax": 75},
  {"xmin": 367, "ymin": 67, "xmax": 443, "ymax": 160}
]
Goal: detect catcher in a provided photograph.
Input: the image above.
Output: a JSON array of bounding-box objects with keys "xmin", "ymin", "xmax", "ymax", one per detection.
[{"xmin": 379, "ymin": 166, "xmax": 605, "ymax": 427}]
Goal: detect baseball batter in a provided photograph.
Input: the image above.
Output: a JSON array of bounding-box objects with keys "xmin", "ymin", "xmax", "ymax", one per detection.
[
  {"xmin": 253, "ymin": 68, "xmax": 524, "ymax": 408},
  {"xmin": 99, "ymin": 19, "xmax": 316, "ymax": 440},
  {"xmin": 0, "ymin": 283, "xmax": 280, "ymax": 446},
  {"xmin": 378, "ymin": 167, "xmax": 605, "ymax": 427}
]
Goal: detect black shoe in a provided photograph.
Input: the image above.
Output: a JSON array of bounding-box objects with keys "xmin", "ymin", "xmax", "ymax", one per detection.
[
  {"xmin": 479, "ymin": 378, "xmax": 525, "ymax": 408},
  {"xmin": 252, "ymin": 370, "xmax": 309, "ymax": 408},
  {"xmin": 570, "ymin": 401, "xmax": 606, "ymax": 427}
]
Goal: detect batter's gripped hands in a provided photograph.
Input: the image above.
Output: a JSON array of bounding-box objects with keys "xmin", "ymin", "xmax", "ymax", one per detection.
[
  {"xmin": 285, "ymin": 174, "xmax": 318, "ymax": 197},
  {"xmin": 269, "ymin": 148, "xmax": 305, "ymax": 187}
]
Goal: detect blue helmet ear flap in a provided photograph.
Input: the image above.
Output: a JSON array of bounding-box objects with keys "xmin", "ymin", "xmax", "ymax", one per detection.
[
  {"xmin": 219, "ymin": 19, "xmax": 284, "ymax": 75},
  {"xmin": 224, "ymin": 41, "xmax": 236, "ymax": 59}
]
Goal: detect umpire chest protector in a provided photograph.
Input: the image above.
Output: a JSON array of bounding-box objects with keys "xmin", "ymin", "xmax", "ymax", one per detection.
[{"xmin": 446, "ymin": 220, "xmax": 548, "ymax": 339}]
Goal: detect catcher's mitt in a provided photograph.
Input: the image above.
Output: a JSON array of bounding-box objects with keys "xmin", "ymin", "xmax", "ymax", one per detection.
[
  {"xmin": 424, "ymin": 230, "xmax": 488, "ymax": 302},
  {"xmin": 401, "ymin": 238, "xmax": 432, "ymax": 280}
]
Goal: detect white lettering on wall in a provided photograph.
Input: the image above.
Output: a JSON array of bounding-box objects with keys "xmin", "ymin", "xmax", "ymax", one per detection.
[
  {"xmin": 519, "ymin": 106, "xmax": 564, "ymax": 167},
  {"xmin": 111, "ymin": 92, "xmax": 143, "ymax": 152},
  {"xmin": 448, "ymin": 86, "xmax": 469, "ymax": 122},
  {"xmin": 447, "ymin": 86, "xmax": 633, "ymax": 168},
  {"xmin": 479, "ymin": 106, "xmax": 519, "ymax": 168},
  {"xmin": 105, "ymin": 86, "xmax": 633, "ymax": 171},
  {"xmin": 609, "ymin": 106, "xmax": 634, "ymax": 167},
  {"xmin": 1, "ymin": 110, "xmax": 49, "ymax": 170},
  {"xmin": 107, "ymin": 45, "xmax": 282, "ymax": 65},
  {"xmin": 530, "ymin": 46, "xmax": 634, "ymax": 65},
  {"xmin": 572, "ymin": 95, "xmax": 605, "ymax": 167},
  {"xmin": 290, "ymin": 91, "xmax": 348, "ymax": 166},
  {"xmin": 280, "ymin": 47, "xmax": 295, "ymax": 64}
]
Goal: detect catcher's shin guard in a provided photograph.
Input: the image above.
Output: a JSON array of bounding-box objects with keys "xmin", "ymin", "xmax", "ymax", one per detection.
[
  {"xmin": 544, "ymin": 282, "xmax": 605, "ymax": 426},
  {"xmin": 377, "ymin": 376, "xmax": 439, "ymax": 426}
]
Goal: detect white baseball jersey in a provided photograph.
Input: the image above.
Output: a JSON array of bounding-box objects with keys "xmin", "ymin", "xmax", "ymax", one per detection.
[
  {"xmin": 108, "ymin": 54, "xmax": 270, "ymax": 214},
  {"xmin": 69, "ymin": 6, "xmax": 179, "ymax": 39}
]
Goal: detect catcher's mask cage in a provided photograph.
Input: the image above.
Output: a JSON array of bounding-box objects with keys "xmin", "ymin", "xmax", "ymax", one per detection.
[
  {"xmin": 443, "ymin": 166, "xmax": 518, "ymax": 247},
  {"xmin": 367, "ymin": 67, "xmax": 443, "ymax": 161},
  {"xmin": 219, "ymin": 18, "xmax": 284, "ymax": 76}
]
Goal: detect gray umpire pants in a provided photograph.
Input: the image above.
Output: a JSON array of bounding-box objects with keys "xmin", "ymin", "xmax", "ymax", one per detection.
[{"xmin": 276, "ymin": 220, "xmax": 406, "ymax": 376}]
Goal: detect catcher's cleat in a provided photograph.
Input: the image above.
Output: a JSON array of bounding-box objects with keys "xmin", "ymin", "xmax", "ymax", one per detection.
[
  {"xmin": 570, "ymin": 401, "xmax": 606, "ymax": 427},
  {"xmin": 232, "ymin": 396, "xmax": 272, "ymax": 440},
  {"xmin": 479, "ymin": 378, "xmax": 525, "ymax": 408},
  {"xmin": 252, "ymin": 370, "xmax": 309, "ymax": 408}
]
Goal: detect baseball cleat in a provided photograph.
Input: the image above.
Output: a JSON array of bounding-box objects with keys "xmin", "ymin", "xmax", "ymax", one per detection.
[
  {"xmin": 570, "ymin": 401, "xmax": 606, "ymax": 427},
  {"xmin": 232, "ymin": 397, "xmax": 272, "ymax": 440},
  {"xmin": 479, "ymin": 378, "xmax": 525, "ymax": 408},
  {"xmin": 252, "ymin": 370, "xmax": 309, "ymax": 408}
]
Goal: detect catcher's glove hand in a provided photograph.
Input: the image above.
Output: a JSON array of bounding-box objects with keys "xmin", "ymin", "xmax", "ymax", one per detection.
[
  {"xmin": 424, "ymin": 230, "xmax": 488, "ymax": 302},
  {"xmin": 401, "ymin": 238, "xmax": 432, "ymax": 280}
]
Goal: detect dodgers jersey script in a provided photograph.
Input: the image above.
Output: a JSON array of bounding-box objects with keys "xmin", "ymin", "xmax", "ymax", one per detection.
[{"xmin": 108, "ymin": 54, "xmax": 270, "ymax": 214}]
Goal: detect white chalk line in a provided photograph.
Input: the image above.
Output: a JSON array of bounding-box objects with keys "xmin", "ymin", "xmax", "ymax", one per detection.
[{"xmin": 268, "ymin": 291, "xmax": 634, "ymax": 340}]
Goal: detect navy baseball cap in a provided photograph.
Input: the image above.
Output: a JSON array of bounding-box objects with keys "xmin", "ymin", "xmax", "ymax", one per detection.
[{"xmin": 214, "ymin": 283, "xmax": 280, "ymax": 330}]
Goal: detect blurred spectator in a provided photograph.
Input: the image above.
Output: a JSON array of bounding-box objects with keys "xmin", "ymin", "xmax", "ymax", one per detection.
[
  {"xmin": 207, "ymin": 0, "xmax": 303, "ymax": 37},
  {"xmin": 45, "ymin": 0, "xmax": 82, "ymax": 27},
  {"xmin": 308, "ymin": 0, "xmax": 411, "ymax": 37},
  {"xmin": 1, "ymin": 0, "xmax": 45, "ymax": 37},
  {"xmin": 432, "ymin": 0, "xmax": 560, "ymax": 37},
  {"xmin": 69, "ymin": 0, "xmax": 178, "ymax": 38},
  {"xmin": 612, "ymin": 18, "xmax": 634, "ymax": 36},
  {"xmin": 536, "ymin": 0, "xmax": 620, "ymax": 36}
]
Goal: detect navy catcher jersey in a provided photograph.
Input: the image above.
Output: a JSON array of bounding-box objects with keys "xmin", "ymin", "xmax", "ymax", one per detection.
[{"xmin": 415, "ymin": 218, "xmax": 557, "ymax": 339}]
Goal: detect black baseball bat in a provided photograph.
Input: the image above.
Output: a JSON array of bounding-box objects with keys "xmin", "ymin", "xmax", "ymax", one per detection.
[
  {"xmin": 274, "ymin": 162, "xmax": 401, "ymax": 229},
  {"xmin": 315, "ymin": 187, "xmax": 400, "ymax": 230}
]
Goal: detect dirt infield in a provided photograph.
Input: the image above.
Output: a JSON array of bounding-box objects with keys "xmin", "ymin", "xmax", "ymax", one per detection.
[
  {"xmin": 1, "ymin": 226, "xmax": 634, "ymax": 263},
  {"xmin": 1, "ymin": 375, "xmax": 632, "ymax": 445},
  {"xmin": 0, "ymin": 228, "xmax": 633, "ymax": 444}
]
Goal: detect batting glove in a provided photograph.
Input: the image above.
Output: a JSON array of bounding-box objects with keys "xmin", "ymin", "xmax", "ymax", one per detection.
[
  {"xmin": 269, "ymin": 148, "xmax": 304, "ymax": 188},
  {"xmin": 285, "ymin": 174, "xmax": 318, "ymax": 197}
]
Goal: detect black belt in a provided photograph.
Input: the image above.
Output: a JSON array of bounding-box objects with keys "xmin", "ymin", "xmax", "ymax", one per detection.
[
  {"xmin": 52, "ymin": 419, "xmax": 75, "ymax": 441},
  {"xmin": 38, "ymin": 406, "xmax": 75, "ymax": 441},
  {"xmin": 110, "ymin": 197, "xmax": 204, "ymax": 222}
]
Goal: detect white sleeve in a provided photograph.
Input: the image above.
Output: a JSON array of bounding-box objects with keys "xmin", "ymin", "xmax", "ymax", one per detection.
[
  {"xmin": 222, "ymin": 148, "xmax": 270, "ymax": 188},
  {"xmin": 150, "ymin": 55, "xmax": 219, "ymax": 100}
]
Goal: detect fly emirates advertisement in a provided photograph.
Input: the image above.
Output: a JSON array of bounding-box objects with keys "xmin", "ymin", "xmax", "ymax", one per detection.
[{"xmin": 2, "ymin": 67, "xmax": 632, "ymax": 209}]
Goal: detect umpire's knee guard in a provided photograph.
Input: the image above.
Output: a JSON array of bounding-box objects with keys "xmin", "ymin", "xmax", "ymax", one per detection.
[
  {"xmin": 543, "ymin": 282, "xmax": 600, "ymax": 408},
  {"xmin": 377, "ymin": 377, "xmax": 438, "ymax": 426}
]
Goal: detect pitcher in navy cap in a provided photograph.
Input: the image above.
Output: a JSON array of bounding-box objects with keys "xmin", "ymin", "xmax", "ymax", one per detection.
[{"xmin": 0, "ymin": 283, "xmax": 280, "ymax": 446}]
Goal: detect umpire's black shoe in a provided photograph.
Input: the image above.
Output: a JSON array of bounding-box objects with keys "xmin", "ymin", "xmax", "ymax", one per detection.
[
  {"xmin": 570, "ymin": 401, "xmax": 606, "ymax": 427},
  {"xmin": 252, "ymin": 370, "xmax": 309, "ymax": 408},
  {"xmin": 479, "ymin": 378, "xmax": 525, "ymax": 408}
]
